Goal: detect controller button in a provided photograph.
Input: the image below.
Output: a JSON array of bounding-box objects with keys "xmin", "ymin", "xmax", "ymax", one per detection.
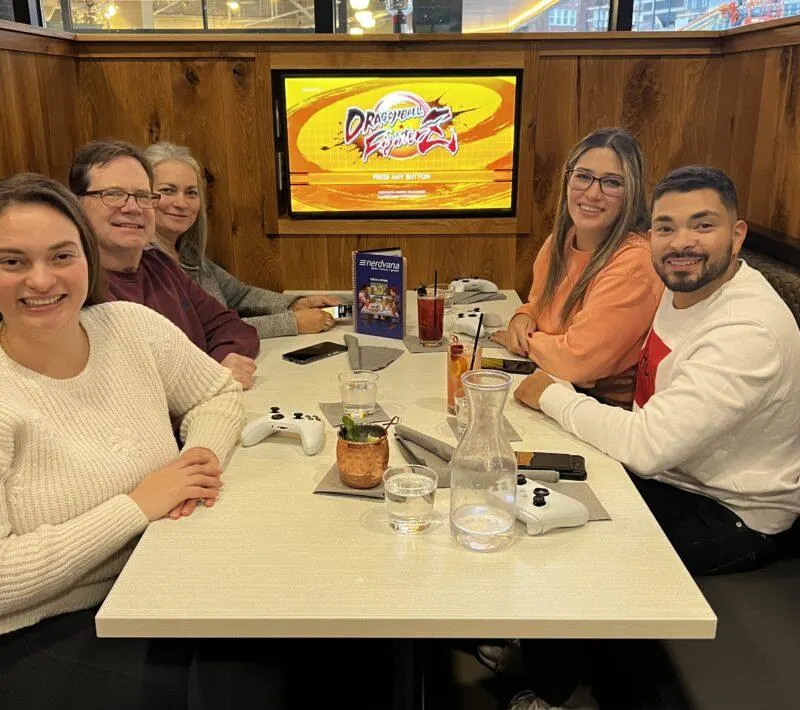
[
  {"xmin": 294, "ymin": 412, "xmax": 303, "ymax": 419},
  {"xmin": 271, "ymin": 414, "xmax": 284, "ymax": 420},
  {"xmin": 533, "ymin": 488, "xmax": 550, "ymax": 496},
  {"xmin": 517, "ymin": 474, "xmax": 527, "ymax": 486},
  {"xmin": 533, "ymin": 495, "xmax": 547, "ymax": 507},
  {"xmin": 270, "ymin": 406, "xmax": 280, "ymax": 413}
]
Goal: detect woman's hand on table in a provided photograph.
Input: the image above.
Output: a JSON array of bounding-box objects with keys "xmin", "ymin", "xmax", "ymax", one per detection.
[
  {"xmin": 129, "ymin": 448, "xmax": 223, "ymax": 522},
  {"xmin": 492, "ymin": 313, "xmax": 535, "ymax": 356}
]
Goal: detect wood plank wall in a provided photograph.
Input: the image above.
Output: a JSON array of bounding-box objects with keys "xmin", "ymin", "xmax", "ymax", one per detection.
[
  {"xmin": 0, "ymin": 39, "xmax": 78, "ymax": 183},
  {"xmin": 0, "ymin": 19, "xmax": 798, "ymax": 297}
]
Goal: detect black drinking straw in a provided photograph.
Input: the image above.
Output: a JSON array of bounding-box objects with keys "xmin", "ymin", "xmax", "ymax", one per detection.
[
  {"xmin": 469, "ymin": 313, "xmax": 484, "ymax": 370},
  {"xmin": 433, "ymin": 270, "xmax": 439, "ymax": 335}
]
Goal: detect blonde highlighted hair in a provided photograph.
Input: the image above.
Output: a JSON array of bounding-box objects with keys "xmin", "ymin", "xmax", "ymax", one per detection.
[
  {"xmin": 537, "ymin": 127, "xmax": 649, "ymax": 326},
  {"xmin": 143, "ymin": 142, "xmax": 208, "ymax": 271}
]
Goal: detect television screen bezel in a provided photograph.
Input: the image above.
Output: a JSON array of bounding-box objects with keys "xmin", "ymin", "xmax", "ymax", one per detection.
[{"xmin": 273, "ymin": 68, "xmax": 523, "ymax": 220}]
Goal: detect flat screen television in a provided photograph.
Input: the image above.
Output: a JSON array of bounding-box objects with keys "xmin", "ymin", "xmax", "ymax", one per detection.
[{"xmin": 274, "ymin": 70, "xmax": 522, "ymax": 219}]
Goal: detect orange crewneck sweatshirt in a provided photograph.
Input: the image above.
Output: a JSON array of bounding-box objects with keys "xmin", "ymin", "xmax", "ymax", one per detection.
[{"xmin": 515, "ymin": 232, "xmax": 663, "ymax": 404}]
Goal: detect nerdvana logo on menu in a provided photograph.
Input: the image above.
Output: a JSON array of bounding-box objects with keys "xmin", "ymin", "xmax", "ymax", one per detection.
[{"xmin": 343, "ymin": 91, "xmax": 459, "ymax": 163}]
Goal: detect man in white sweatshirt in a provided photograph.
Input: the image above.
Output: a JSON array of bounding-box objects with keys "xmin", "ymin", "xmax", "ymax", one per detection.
[{"xmin": 515, "ymin": 165, "xmax": 800, "ymax": 576}]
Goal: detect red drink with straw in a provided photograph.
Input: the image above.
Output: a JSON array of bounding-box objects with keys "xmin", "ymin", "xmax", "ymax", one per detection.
[{"xmin": 417, "ymin": 285, "xmax": 445, "ymax": 347}]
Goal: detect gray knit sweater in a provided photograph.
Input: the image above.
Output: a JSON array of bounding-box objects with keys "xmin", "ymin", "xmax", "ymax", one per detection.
[{"xmin": 178, "ymin": 242, "xmax": 301, "ymax": 339}]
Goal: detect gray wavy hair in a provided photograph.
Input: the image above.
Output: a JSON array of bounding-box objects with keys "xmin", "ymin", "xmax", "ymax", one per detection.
[{"xmin": 143, "ymin": 142, "xmax": 208, "ymax": 271}]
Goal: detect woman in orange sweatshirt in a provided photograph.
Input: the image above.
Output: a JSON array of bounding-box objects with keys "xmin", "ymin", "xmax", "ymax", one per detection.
[{"xmin": 492, "ymin": 127, "xmax": 663, "ymax": 405}]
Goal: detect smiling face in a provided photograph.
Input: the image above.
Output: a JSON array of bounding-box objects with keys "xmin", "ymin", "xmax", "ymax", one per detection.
[
  {"xmin": 650, "ymin": 188, "xmax": 747, "ymax": 308},
  {"xmin": 566, "ymin": 147, "xmax": 625, "ymax": 241},
  {"xmin": 0, "ymin": 203, "xmax": 89, "ymax": 338},
  {"xmin": 78, "ymin": 156, "xmax": 154, "ymax": 262},
  {"xmin": 153, "ymin": 160, "xmax": 201, "ymax": 244}
]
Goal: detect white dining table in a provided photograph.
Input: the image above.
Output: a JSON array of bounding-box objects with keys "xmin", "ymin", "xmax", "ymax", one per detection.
[{"xmin": 96, "ymin": 290, "xmax": 715, "ymax": 643}]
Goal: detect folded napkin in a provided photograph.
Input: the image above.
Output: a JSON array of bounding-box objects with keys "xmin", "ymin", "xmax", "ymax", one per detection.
[
  {"xmin": 314, "ymin": 463, "xmax": 387, "ymax": 500},
  {"xmin": 318, "ymin": 402, "xmax": 392, "ymax": 428},
  {"xmin": 453, "ymin": 292, "xmax": 508, "ymax": 305},
  {"xmin": 344, "ymin": 333, "xmax": 404, "ymax": 371},
  {"xmin": 402, "ymin": 335, "xmax": 506, "ymax": 354},
  {"xmin": 529, "ymin": 480, "xmax": 611, "ymax": 522}
]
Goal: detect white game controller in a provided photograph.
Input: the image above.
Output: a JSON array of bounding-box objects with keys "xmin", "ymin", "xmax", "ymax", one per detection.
[
  {"xmin": 451, "ymin": 308, "xmax": 504, "ymax": 338},
  {"xmin": 241, "ymin": 407, "xmax": 325, "ymax": 456},
  {"xmin": 450, "ymin": 278, "xmax": 499, "ymax": 294},
  {"xmin": 515, "ymin": 474, "xmax": 590, "ymax": 535}
]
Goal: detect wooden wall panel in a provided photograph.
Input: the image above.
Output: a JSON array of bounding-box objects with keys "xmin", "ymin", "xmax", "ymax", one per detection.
[
  {"xmin": 78, "ymin": 59, "xmax": 251, "ymax": 276},
  {"xmin": 4, "ymin": 22, "xmax": 799, "ymax": 298},
  {"xmin": 0, "ymin": 51, "xmax": 78, "ymax": 182},
  {"xmin": 519, "ymin": 56, "xmax": 579, "ymax": 297},
  {"xmin": 745, "ymin": 46, "xmax": 800, "ymax": 238},
  {"xmin": 517, "ymin": 54, "xmax": 727, "ymax": 298}
]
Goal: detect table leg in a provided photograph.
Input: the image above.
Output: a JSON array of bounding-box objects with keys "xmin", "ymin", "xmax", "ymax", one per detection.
[{"xmin": 393, "ymin": 639, "xmax": 425, "ymax": 710}]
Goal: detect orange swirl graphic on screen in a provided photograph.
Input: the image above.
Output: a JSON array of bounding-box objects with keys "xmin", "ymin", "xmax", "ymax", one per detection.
[{"xmin": 284, "ymin": 76, "xmax": 517, "ymax": 212}]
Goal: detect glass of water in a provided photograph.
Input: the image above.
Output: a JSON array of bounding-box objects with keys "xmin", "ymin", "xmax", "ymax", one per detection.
[
  {"xmin": 339, "ymin": 370, "xmax": 379, "ymax": 418},
  {"xmin": 440, "ymin": 283, "xmax": 455, "ymax": 314},
  {"xmin": 383, "ymin": 465, "xmax": 438, "ymax": 534}
]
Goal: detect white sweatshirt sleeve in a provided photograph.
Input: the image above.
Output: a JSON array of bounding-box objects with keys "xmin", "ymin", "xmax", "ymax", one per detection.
[{"xmin": 539, "ymin": 320, "xmax": 782, "ymax": 477}]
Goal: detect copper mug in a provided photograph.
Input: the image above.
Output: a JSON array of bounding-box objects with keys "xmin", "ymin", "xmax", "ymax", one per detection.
[{"xmin": 336, "ymin": 425, "xmax": 390, "ymax": 489}]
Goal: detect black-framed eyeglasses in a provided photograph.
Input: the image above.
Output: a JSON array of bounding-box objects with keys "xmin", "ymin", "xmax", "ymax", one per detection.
[
  {"xmin": 567, "ymin": 170, "xmax": 626, "ymax": 197},
  {"xmin": 79, "ymin": 189, "xmax": 161, "ymax": 209}
]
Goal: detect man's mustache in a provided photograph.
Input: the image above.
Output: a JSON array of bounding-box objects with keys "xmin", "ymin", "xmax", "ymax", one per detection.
[{"xmin": 661, "ymin": 251, "xmax": 708, "ymax": 263}]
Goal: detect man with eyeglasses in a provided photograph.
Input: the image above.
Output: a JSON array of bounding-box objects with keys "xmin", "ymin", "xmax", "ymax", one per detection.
[{"xmin": 70, "ymin": 140, "xmax": 259, "ymax": 389}]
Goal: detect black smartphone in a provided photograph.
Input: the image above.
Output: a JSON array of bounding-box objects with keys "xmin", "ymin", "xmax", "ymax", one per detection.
[
  {"xmin": 282, "ymin": 341, "xmax": 348, "ymax": 365},
  {"xmin": 321, "ymin": 304, "xmax": 354, "ymax": 321},
  {"xmin": 481, "ymin": 356, "xmax": 536, "ymax": 376},
  {"xmin": 516, "ymin": 451, "xmax": 587, "ymax": 481}
]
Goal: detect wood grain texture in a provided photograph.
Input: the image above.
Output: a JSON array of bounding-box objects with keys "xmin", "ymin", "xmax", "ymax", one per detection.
[
  {"xmin": 0, "ymin": 51, "xmax": 79, "ymax": 182},
  {"xmin": 744, "ymin": 46, "xmax": 800, "ymax": 237},
  {"xmin": 3, "ymin": 24, "xmax": 799, "ymax": 304},
  {"xmin": 0, "ymin": 19, "xmax": 75, "ymax": 56}
]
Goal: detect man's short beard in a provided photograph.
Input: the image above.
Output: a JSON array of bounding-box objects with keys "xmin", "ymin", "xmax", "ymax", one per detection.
[{"xmin": 656, "ymin": 243, "xmax": 733, "ymax": 293}]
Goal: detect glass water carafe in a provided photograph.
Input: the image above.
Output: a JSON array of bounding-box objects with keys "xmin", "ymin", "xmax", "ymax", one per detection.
[{"xmin": 449, "ymin": 370, "xmax": 517, "ymax": 552}]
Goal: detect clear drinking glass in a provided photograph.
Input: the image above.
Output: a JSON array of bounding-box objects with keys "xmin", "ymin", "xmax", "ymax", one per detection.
[
  {"xmin": 417, "ymin": 286, "xmax": 446, "ymax": 346},
  {"xmin": 446, "ymin": 341, "xmax": 482, "ymax": 414},
  {"xmin": 440, "ymin": 283, "xmax": 456, "ymax": 314},
  {"xmin": 338, "ymin": 370, "xmax": 379, "ymax": 418},
  {"xmin": 449, "ymin": 370, "xmax": 517, "ymax": 552},
  {"xmin": 383, "ymin": 465, "xmax": 438, "ymax": 534}
]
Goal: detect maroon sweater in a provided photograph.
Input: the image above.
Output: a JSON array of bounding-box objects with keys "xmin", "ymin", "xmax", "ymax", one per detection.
[{"xmin": 105, "ymin": 248, "xmax": 260, "ymax": 363}]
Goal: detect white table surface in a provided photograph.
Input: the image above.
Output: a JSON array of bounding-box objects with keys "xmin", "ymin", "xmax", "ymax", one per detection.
[{"xmin": 96, "ymin": 291, "xmax": 716, "ymax": 640}]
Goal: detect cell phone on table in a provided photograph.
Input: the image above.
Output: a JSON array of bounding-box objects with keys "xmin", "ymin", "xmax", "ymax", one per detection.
[
  {"xmin": 481, "ymin": 356, "xmax": 536, "ymax": 376},
  {"xmin": 282, "ymin": 341, "xmax": 348, "ymax": 365},
  {"xmin": 516, "ymin": 451, "xmax": 587, "ymax": 481},
  {"xmin": 321, "ymin": 304, "xmax": 354, "ymax": 321}
]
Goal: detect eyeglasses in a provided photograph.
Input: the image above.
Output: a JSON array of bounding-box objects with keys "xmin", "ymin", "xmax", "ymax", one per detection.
[
  {"xmin": 80, "ymin": 189, "xmax": 161, "ymax": 209},
  {"xmin": 567, "ymin": 170, "xmax": 626, "ymax": 197}
]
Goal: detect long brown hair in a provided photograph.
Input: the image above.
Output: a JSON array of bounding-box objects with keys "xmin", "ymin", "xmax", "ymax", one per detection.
[
  {"xmin": 0, "ymin": 173, "xmax": 106, "ymax": 319},
  {"xmin": 537, "ymin": 128, "xmax": 649, "ymax": 326}
]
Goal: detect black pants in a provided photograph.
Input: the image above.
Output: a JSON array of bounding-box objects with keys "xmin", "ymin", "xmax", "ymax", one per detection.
[
  {"xmin": 522, "ymin": 475, "xmax": 792, "ymax": 706},
  {"xmin": 631, "ymin": 475, "xmax": 787, "ymax": 575},
  {"xmin": 0, "ymin": 609, "xmax": 392, "ymax": 710}
]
